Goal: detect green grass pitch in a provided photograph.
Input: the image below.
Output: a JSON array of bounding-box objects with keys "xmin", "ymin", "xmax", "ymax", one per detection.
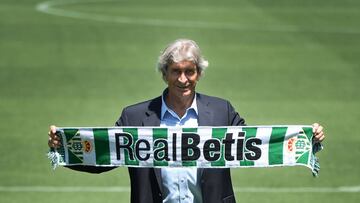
[{"xmin": 0, "ymin": 0, "xmax": 359, "ymax": 202}]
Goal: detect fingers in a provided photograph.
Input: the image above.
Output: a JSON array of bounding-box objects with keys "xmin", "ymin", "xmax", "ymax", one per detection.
[
  {"xmin": 50, "ymin": 125, "xmax": 56, "ymax": 134},
  {"xmin": 315, "ymin": 132, "xmax": 325, "ymax": 143},
  {"xmin": 48, "ymin": 125, "xmax": 61, "ymax": 148},
  {"xmin": 48, "ymin": 137, "xmax": 62, "ymax": 148},
  {"xmin": 48, "ymin": 125, "xmax": 59, "ymax": 139},
  {"xmin": 312, "ymin": 123, "xmax": 325, "ymax": 143}
]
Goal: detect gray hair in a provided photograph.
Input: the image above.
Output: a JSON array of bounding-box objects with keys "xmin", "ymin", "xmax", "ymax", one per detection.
[{"xmin": 157, "ymin": 39, "xmax": 209, "ymax": 79}]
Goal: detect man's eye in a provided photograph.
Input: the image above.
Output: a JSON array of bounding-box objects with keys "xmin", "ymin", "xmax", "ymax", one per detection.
[{"xmin": 186, "ymin": 70, "xmax": 195, "ymax": 75}]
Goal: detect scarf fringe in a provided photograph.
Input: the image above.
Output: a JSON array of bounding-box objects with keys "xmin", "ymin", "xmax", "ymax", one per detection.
[
  {"xmin": 47, "ymin": 149, "xmax": 61, "ymax": 170},
  {"xmin": 311, "ymin": 143, "xmax": 323, "ymax": 177}
]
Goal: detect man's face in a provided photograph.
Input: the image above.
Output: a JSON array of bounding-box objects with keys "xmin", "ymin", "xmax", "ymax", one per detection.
[{"xmin": 165, "ymin": 60, "xmax": 200, "ymax": 99}]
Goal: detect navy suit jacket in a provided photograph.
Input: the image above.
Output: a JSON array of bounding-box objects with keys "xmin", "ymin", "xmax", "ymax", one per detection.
[
  {"xmin": 115, "ymin": 93, "xmax": 245, "ymax": 203},
  {"xmin": 68, "ymin": 92, "xmax": 245, "ymax": 203}
]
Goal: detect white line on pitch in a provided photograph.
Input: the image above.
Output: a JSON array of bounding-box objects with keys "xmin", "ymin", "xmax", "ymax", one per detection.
[
  {"xmin": 233, "ymin": 186, "xmax": 360, "ymax": 193},
  {"xmin": 35, "ymin": 0, "xmax": 360, "ymax": 34},
  {"xmin": 0, "ymin": 186, "xmax": 130, "ymax": 192},
  {"xmin": 1, "ymin": 186, "xmax": 359, "ymax": 193}
]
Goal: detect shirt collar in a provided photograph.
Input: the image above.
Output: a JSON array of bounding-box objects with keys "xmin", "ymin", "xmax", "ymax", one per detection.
[{"xmin": 161, "ymin": 92, "xmax": 198, "ymax": 120}]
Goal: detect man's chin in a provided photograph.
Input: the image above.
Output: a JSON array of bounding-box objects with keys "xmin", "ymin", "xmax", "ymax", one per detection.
[
  {"xmin": 169, "ymin": 87, "xmax": 195, "ymax": 98},
  {"xmin": 180, "ymin": 89, "xmax": 194, "ymax": 97},
  {"xmin": 174, "ymin": 88, "xmax": 190, "ymax": 95}
]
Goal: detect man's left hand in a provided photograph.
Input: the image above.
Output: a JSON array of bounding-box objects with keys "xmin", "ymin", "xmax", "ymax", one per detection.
[{"xmin": 312, "ymin": 123, "xmax": 325, "ymax": 143}]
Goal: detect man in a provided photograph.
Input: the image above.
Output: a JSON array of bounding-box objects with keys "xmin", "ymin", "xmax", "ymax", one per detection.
[{"xmin": 48, "ymin": 39, "xmax": 325, "ymax": 203}]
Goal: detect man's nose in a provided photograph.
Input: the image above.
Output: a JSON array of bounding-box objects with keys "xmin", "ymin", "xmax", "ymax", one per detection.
[{"xmin": 178, "ymin": 72, "xmax": 188, "ymax": 83}]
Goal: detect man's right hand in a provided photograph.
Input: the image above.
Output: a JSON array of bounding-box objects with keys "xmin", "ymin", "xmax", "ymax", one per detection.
[{"xmin": 48, "ymin": 125, "xmax": 61, "ymax": 148}]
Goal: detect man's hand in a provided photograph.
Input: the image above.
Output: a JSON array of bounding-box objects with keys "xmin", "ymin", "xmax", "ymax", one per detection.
[
  {"xmin": 312, "ymin": 123, "xmax": 325, "ymax": 143},
  {"xmin": 48, "ymin": 125, "xmax": 61, "ymax": 148}
]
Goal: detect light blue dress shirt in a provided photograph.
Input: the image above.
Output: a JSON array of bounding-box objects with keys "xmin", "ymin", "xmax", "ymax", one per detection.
[{"xmin": 160, "ymin": 94, "xmax": 203, "ymax": 203}]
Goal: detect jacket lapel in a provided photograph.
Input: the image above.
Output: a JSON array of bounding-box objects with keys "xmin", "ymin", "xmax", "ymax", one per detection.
[
  {"xmin": 197, "ymin": 93, "xmax": 213, "ymax": 126},
  {"xmin": 141, "ymin": 96, "xmax": 163, "ymax": 193},
  {"xmin": 142, "ymin": 112, "xmax": 161, "ymax": 126},
  {"xmin": 142, "ymin": 96, "xmax": 162, "ymax": 126}
]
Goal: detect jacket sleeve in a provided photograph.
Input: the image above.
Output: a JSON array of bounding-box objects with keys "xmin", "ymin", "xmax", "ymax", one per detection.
[
  {"xmin": 227, "ymin": 101, "xmax": 246, "ymax": 126},
  {"xmin": 65, "ymin": 165, "xmax": 116, "ymax": 174},
  {"xmin": 115, "ymin": 108, "xmax": 128, "ymax": 127}
]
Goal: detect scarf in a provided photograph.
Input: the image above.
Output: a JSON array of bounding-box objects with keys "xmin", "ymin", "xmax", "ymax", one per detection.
[{"xmin": 48, "ymin": 125, "xmax": 322, "ymax": 176}]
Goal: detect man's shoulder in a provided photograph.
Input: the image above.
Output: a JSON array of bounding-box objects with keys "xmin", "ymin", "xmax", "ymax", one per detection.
[
  {"xmin": 116, "ymin": 96, "xmax": 161, "ymax": 126},
  {"xmin": 122, "ymin": 96, "xmax": 162, "ymax": 114},
  {"xmin": 196, "ymin": 93, "xmax": 230, "ymax": 105}
]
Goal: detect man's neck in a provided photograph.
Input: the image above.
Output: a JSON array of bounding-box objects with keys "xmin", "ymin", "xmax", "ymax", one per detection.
[{"xmin": 165, "ymin": 92, "xmax": 195, "ymax": 118}]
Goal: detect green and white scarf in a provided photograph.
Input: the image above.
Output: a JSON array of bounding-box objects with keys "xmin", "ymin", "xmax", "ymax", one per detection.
[{"xmin": 48, "ymin": 125, "xmax": 322, "ymax": 176}]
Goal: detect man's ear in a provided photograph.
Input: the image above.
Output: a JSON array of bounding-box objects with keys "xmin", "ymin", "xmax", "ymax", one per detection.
[
  {"xmin": 196, "ymin": 68, "xmax": 202, "ymax": 81},
  {"xmin": 162, "ymin": 66, "xmax": 168, "ymax": 82},
  {"xmin": 162, "ymin": 72, "xmax": 168, "ymax": 82}
]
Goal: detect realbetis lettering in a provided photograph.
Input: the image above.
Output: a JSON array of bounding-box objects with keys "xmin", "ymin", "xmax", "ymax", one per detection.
[
  {"xmin": 48, "ymin": 126, "xmax": 322, "ymax": 176},
  {"xmin": 115, "ymin": 132, "xmax": 262, "ymax": 162}
]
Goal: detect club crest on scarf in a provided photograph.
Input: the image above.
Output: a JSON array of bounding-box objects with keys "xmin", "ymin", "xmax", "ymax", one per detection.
[
  {"xmin": 62, "ymin": 129, "xmax": 84, "ymax": 164},
  {"xmin": 286, "ymin": 129, "xmax": 312, "ymax": 164}
]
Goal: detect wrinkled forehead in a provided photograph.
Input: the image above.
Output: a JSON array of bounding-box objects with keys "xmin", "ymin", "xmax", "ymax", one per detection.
[{"xmin": 168, "ymin": 60, "xmax": 197, "ymax": 69}]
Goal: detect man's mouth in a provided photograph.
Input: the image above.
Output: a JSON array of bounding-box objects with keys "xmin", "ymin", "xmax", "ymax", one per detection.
[{"xmin": 176, "ymin": 85, "xmax": 190, "ymax": 89}]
